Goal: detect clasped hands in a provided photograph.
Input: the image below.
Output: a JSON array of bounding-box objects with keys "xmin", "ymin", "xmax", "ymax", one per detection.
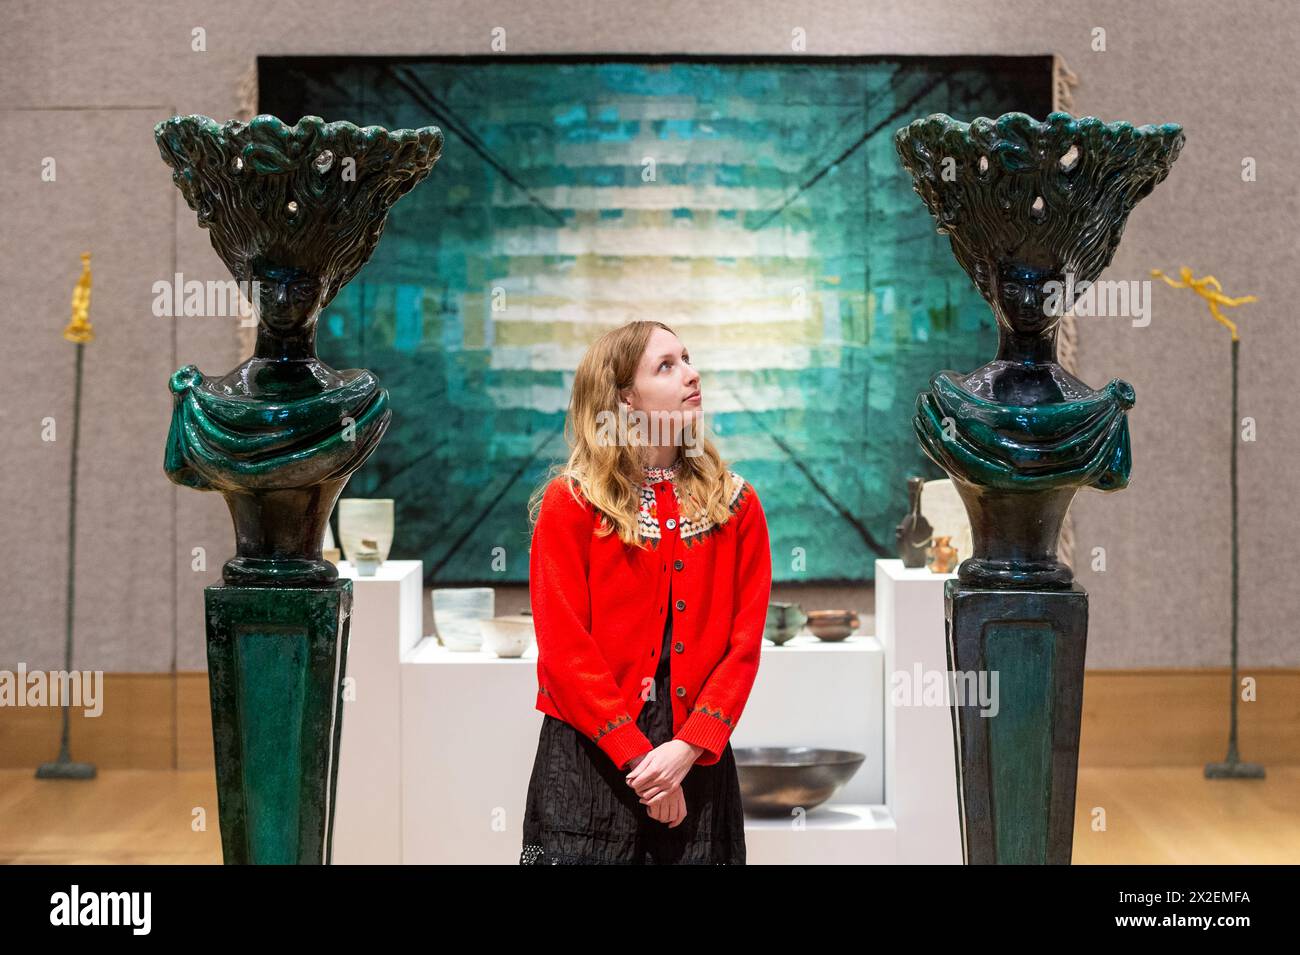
[{"xmin": 624, "ymin": 740, "xmax": 703, "ymax": 827}]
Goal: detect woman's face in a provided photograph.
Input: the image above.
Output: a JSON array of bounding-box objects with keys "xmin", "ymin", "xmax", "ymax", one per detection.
[{"xmin": 621, "ymin": 328, "xmax": 702, "ymax": 440}]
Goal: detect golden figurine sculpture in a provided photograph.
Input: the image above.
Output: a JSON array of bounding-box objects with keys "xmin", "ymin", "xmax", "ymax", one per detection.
[
  {"xmin": 1150, "ymin": 266, "xmax": 1256, "ymax": 340},
  {"xmin": 62, "ymin": 252, "xmax": 94, "ymax": 344}
]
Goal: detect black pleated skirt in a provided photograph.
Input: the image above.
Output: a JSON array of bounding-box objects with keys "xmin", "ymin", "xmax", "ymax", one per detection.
[{"xmin": 520, "ymin": 591, "xmax": 746, "ymax": 865}]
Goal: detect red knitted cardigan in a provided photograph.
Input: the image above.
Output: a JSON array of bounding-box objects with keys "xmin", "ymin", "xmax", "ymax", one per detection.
[{"xmin": 529, "ymin": 460, "xmax": 772, "ymax": 770}]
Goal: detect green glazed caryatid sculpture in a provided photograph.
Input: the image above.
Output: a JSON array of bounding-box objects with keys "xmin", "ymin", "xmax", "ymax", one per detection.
[
  {"xmin": 158, "ymin": 114, "xmax": 443, "ymax": 587},
  {"xmin": 895, "ymin": 111, "xmax": 1183, "ymax": 866},
  {"xmin": 896, "ymin": 111, "xmax": 1182, "ymax": 589},
  {"xmin": 156, "ymin": 114, "xmax": 443, "ymax": 864}
]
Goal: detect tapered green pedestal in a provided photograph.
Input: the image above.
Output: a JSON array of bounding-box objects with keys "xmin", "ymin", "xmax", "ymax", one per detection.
[
  {"xmin": 945, "ymin": 580, "xmax": 1088, "ymax": 865},
  {"xmin": 205, "ymin": 580, "xmax": 353, "ymax": 864}
]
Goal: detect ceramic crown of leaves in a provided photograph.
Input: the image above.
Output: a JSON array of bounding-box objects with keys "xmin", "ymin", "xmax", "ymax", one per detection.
[
  {"xmin": 893, "ymin": 111, "xmax": 1184, "ymax": 296},
  {"xmin": 154, "ymin": 114, "xmax": 444, "ymax": 307}
]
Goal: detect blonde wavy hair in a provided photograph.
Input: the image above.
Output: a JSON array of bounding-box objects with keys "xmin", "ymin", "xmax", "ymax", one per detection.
[{"xmin": 527, "ymin": 320, "xmax": 737, "ymax": 548}]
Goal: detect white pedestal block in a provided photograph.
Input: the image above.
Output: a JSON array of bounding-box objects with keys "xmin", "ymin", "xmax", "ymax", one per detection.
[
  {"xmin": 332, "ymin": 559, "xmax": 424, "ymax": 864},
  {"xmin": 400, "ymin": 641, "xmax": 542, "ymax": 864},
  {"xmin": 398, "ymin": 629, "xmax": 889, "ymax": 864},
  {"xmin": 330, "ymin": 565, "xmax": 958, "ymax": 864},
  {"xmin": 876, "ymin": 558, "xmax": 962, "ymax": 864},
  {"xmin": 744, "ymin": 805, "xmax": 897, "ymax": 864}
]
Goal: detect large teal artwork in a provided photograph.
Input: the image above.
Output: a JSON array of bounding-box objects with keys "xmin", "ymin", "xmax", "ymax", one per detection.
[{"xmin": 260, "ymin": 55, "xmax": 1052, "ymax": 584}]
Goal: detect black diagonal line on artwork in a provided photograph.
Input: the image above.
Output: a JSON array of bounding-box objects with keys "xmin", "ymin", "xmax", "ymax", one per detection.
[
  {"xmin": 427, "ymin": 425, "xmax": 568, "ymax": 581},
  {"xmin": 713, "ymin": 381, "xmax": 889, "ymax": 558},
  {"xmin": 788, "ymin": 104, "xmax": 869, "ymax": 192},
  {"xmin": 749, "ymin": 70, "xmax": 948, "ymax": 232},
  {"xmin": 388, "ymin": 65, "xmax": 568, "ymax": 228}
]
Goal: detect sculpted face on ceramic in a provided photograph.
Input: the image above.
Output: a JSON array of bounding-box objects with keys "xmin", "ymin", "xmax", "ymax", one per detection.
[
  {"xmin": 251, "ymin": 261, "xmax": 327, "ymax": 334},
  {"xmin": 991, "ymin": 262, "xmax": 1066, "ymax": 338}
]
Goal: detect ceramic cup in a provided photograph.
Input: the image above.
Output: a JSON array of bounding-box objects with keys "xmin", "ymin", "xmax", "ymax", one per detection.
[
  {"xmin": 432, "ymin": 587, "xmax": 495, "ymax": 651},
  {"xmin": 338, "ymin": 498, "xmax": 395, "ymax": 568}
]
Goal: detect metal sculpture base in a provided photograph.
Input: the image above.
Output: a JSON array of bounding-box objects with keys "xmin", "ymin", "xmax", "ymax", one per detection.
[
  {"xmin": 35, "ymin": 753, "xmax": 97, "ymax": 779},
  {"xmin": 1205, "ymin": 759, "xmax": 1265, "ymax": 779},
  {"xmin": 944, "ymin": 580, "xmax": 1088, "ymax": 865},
  {"xmin": 205, "ymin": 580, "xmax": 352, "ymax": 865}
]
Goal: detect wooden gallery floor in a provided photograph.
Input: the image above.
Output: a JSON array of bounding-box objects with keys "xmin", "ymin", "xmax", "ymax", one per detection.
[{"xmin": 0, "ymin": 766, "xmax": 1296, "ymax": 864}]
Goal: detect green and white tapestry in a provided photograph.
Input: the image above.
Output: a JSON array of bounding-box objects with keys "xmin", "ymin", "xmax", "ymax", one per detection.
[{"xmin": 260, "ymin": 55, "xmax": 1052, "ymax": 583}]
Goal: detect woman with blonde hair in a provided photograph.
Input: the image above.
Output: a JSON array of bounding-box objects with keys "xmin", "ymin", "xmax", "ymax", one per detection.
[{"xmin": 520, "ymin": 320, "xmax": 772, "ymax": 865}]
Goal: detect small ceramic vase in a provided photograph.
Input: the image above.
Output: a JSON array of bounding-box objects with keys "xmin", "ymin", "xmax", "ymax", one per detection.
[{"xmin": 927, "ymin": 535, "xmax": 958, "ymax": 574}]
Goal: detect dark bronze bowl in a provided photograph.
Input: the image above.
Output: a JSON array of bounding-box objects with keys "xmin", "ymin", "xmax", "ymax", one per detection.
[{"xmin": 733, "ymin": 747, "xmax": 865, "ymax": 816}]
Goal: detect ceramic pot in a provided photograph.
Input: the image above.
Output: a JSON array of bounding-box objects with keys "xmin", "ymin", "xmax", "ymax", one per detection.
[
  {"xmin": 765, "ymin": 601, "xmax": 807, "ymax": 645},
  {"xmin": 806, "ymin": 610, "xmax": 861, "ymax": 641},
  {"xmin": 926, "ymin": 535, "xmax": 959, "ymax": 575}
]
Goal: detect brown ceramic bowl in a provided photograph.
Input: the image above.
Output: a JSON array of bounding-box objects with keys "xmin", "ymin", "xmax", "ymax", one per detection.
[{"xmin": 805, "ymin": 610, "xmax": 860, "ymax": 641}]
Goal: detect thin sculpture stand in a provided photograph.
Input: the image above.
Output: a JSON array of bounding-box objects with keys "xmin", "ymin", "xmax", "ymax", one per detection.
[
  {"xmin": 1208, "ymin": 338, "xmax": 1264, "ymax": 779},
  {"xmin": 37, "ymin": 253, "xmax": 99, "ymax": 782},
  {"xmin": 156, "ymin": 114, "xmax": 443, "ymax": 862},
  {"xmin": 896, "ymin": 112, "xmax": 1184, "ymax": 863},
  {"xmin": 1151, "ymin": 268, "xmax": 1262, "ymax": 780}
]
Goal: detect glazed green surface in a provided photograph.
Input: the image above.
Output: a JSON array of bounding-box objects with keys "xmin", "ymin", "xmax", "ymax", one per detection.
[
  {"xmin": 164, "ymin": 365, "xmax": 390, "ymax": 491},
  {"xmin": 915, "ymin": 372, "xmax": 1135, "ymax": 492}
]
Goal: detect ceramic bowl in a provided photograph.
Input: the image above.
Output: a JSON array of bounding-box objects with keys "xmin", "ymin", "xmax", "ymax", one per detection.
[
  {"xmin": 733, "ymin": 746, "xmax": 865, "ymax": 816},
  {"xmin": 479, "ymin": 615, "xmax": 535, "ymax": 658},
  {"xmin": 806, "ymin": 610, "xmax": 860, "ymax": 641}
]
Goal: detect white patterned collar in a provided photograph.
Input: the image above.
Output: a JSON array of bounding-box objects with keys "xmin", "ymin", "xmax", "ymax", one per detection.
[
  {"xmin": 642, "ymin": 457, "xmax": 682, "ymax": 483},
  {"xmin": 636, "ymin": 468, "xmax": 747, "ymax": 546}
]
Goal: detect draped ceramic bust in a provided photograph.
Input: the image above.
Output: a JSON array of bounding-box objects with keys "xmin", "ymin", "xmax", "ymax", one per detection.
[
  {"xmin": 895, "ymin": 111, "xmax": 1183, "ymax": 588},
  {"xmin": 156, "ymin": 114, "xmax": 443, "ymax": 585}
]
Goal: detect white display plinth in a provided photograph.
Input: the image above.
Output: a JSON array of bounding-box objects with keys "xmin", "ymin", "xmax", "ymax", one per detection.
[
  {"xmin": 329, "ymin": 564, "xmax": 961, "ymax": 864},
  {"xmin": 400, "ymin": 630, "xmax": 890, "ymax": 864},
  {"xmin": 876, "ymin": 558, "xmax": 963, "ymax": 864},
  {"xmin": 744, "ymin": 804, "xmax": 897, "ymax": 864},
  {"xmin": 332, "ymin": 559, "xmax": 424, "ymax": 864}
]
